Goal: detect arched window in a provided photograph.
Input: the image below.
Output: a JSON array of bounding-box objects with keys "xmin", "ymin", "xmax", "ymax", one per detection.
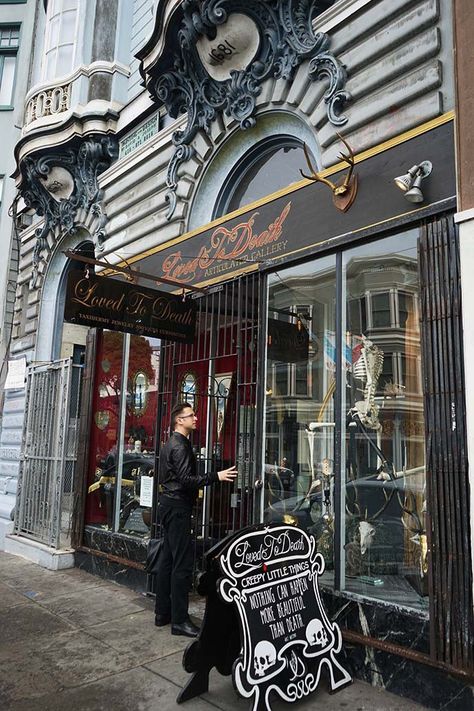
[
  {"xmin": 52, "ymin": 239, "xmax": 94, "ymax": 361},
  {"xmin": 214, "ymin": 138, "xmax": 312, "ymax": 219}
]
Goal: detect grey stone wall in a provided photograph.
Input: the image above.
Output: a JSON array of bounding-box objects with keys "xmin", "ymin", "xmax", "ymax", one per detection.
[{"xmin": 127, "ymin": 0, "xmax": 155, "ymax": 103}]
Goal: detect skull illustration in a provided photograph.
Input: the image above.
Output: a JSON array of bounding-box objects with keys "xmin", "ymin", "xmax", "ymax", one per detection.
[
  {"xmin": 305, "ymin": 618, "xmax": 329, "ymax": 647},
  {"xmin": 253, "ymin": 640, "xmax": 277, "ymax": 677}
]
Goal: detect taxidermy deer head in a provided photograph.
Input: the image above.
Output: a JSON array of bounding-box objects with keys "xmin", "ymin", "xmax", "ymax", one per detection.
[{"xmin": 300, "ymin": 133, "xmax": 358, "ymax": 212}]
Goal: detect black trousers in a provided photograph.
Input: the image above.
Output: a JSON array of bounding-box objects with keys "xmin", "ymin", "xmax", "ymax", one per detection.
[{"xmin": 155, "ymin": 503, "xmax": 193, "ymax": 624}]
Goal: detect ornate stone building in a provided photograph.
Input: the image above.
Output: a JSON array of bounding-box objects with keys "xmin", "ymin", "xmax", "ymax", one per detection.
[{"xmin": 2, "ymin": 1, "xmax": 473, "ymax": 707}]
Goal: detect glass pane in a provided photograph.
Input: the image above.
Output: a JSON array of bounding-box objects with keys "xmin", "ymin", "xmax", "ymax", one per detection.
[
  {"xmin": 0, "ymin": 28, "xmax": 19, "ymax": 48},
  {"xmin": 48, "ymin": 15, "xmax": 60, "ymax": 50},
  {"xmin": 57, "ymin": 43, "xmax": 73, "ymax": 76},
  {"xmin": 0, "ymin": 55, "xmax": 15, "ymax": 105},
  {"xmin": 118, "ymin": 336, "xmax": 160, "ymax": 537},
  {"xmin": 44, "ymin": 50, "xmax": 56, "ymax": 81},
  {"xmin": 61, "ymin": 10, "xmax": 77, "ymax": 43},
  {"xmin": 85, "ymin": 331, "xmax": 124, "ymax": 530},
  {"xmin": 225, "ymin": 143, "xmax": 312, "ymax": 214},
  {"xmin": 371, "ymin": 292, "xmax": 391, "ymax": 327},
  {"xmin": 63, "ymin": 0, "xmax": 78, "ymax": 10},
  {"xmin": 343, "ymin": 231, "xmax": 427, "ymax": 611},
  {"xmin": 0, "ymin": 176, "xmax": 4, "ymax": 204},
  {"xmin": 265, "ymin": 256, "xmax": 337, "ymax": 583}
]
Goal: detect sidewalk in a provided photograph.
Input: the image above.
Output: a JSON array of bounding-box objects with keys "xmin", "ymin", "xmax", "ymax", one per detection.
[{"xmin": 0, "ymin": 551, "xmax": 428, "ymax": 711}]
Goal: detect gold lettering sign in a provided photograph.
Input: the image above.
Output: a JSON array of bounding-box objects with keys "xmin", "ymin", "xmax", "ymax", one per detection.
[
  {"xmin": 160, "ymin": 201, "xmax": 292, "ymax": 284},
  {"xmin": 65, "ymin": 272, "xmax": 197, "ymax": 343}
]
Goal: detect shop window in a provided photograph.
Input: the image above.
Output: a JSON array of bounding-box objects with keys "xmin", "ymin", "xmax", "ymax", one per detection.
[
  {"xmin": 0, "ymin": 25, "xmax": 19, "ymax": 107},
  {"xmin": 215, "ymin": 139, "xmax": 312, "ymax": 217},
  {"xmin": 264, "ymin": 229, "xmax": 428, "ymax": 612},
  {"xmin": 42, "ymin": 0, "xmax": 78, "ymax": 81},
  {"xmin": 265, "ymin": 255, "xmax": 337, "ymax": 564},
  {"xmin": 86, "ymin": 331, "xmax": 160, "ymax": 537}
]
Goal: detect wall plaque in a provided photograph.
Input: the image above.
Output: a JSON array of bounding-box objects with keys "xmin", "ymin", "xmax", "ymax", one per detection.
[
  {"xmin": 119, "ymin": 113, "xmax": 160, "ymax": 158},
  {"xmin": 64, "ymin": 270, "xmax": 196, "ymax": 343}
]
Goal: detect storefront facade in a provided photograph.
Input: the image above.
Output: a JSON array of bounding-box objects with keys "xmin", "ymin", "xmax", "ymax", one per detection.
[{"xmin": 4, "ymin": 0, "xmax": 474, "ymax": 706}]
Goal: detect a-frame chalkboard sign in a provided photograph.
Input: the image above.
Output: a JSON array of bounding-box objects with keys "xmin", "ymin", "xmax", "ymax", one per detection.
[{"xmin": 177, "ymin": 524, "xmax": 352, "ymax": 711}]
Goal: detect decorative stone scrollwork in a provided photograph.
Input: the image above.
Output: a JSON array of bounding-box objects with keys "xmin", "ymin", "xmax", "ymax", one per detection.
[
  {"xmin": 144, "ymin": 0, "xmax": 349, "ymax": 218},
  {"xmin": 19, "ymin": 135, "xmax": 118, "ymax": 280}
]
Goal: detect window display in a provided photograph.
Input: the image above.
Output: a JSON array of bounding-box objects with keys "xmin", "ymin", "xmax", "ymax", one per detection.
[
  {"xmin": 85, "ymin": 331, "xmax": 160, "ymax": 537},
  {"xmin": 264, "ymin": 230, "xmax": 428, "ymax": 611}
]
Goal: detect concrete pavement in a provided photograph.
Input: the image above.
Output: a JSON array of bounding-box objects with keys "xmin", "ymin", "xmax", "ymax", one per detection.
[{"xmin": 0, "ymin": 551, "xmax": 428, "ymax": 711}]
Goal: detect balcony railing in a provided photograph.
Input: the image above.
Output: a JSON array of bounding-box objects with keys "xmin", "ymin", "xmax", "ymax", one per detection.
[
  {"xmin": 22, "ymin": 61, "xmax": 130, "ymax": 133},
  {"xmin": 25, "ymin": 82, "xmax": 71, "ymax": 125}
]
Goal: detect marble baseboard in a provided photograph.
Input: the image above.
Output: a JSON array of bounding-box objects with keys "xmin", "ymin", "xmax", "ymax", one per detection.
[
  {"xmin": 321, "ymin": 588, "xmax": 430, "ymax": 654},
  {"xmin": 75, "ymin": 549, "xmax": 147, "ymax": 593},
  {"xmin": 321, "ymin": 589, "xmax": 473, "ymax": 710},
  {"xmin": 83, "ymin": 525, "xmax": 148, "ymax": 563},
  {"xmin": 339, "ymin": 643, "xmax": 474, "ymax": 710}
]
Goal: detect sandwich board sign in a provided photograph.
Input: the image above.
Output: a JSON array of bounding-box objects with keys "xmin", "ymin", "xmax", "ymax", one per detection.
[{"xmin": 218, "ymin": 525, "xmax": 351, "ymax": 711}]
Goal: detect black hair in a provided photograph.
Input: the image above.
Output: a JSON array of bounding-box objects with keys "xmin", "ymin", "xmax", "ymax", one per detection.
[{"xmin": 170, "ymin": 402, "xmax": 193, "ymax": 429}]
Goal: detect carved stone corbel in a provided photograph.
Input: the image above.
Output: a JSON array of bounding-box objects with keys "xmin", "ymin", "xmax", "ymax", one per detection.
[{"xmin": 18, "ymin": 135, "xmax": 118, "ymax": 282}]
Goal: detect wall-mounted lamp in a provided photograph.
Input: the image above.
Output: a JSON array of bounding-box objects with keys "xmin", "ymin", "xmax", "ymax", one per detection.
[{"xmin": 393, "ymin": 161, "xmax": 432, "ymax": 203}]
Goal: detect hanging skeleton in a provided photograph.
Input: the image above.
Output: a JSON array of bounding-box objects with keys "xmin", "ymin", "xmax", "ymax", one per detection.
[{"xmin": 351, "ymin": 336, "xmax": 384, "ymax": 430}]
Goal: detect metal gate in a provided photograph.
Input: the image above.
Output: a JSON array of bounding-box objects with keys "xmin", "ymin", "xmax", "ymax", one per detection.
[
  {"xmin": 152, "ymin": 273, "xmax": 265, "ymax": 573},
  {"xmin": 419, "ymin": 215, "xmax": 474, "ymax": 671},
  {"xmin": 15, "ymin": 359, "xmax": 83, "ymax": 548}
]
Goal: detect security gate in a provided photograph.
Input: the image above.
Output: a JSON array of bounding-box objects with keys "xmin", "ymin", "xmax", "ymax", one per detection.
[
  {"xmin": 15, "ymin": 359, "xmax": 83, "ymax": 548},
  {"xmin": 152, "ymin": 273, "xmax": 265, "ymax": 574}
]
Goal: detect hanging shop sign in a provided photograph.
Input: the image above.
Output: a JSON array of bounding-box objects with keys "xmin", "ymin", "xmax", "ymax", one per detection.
[
  {"xmin": 178, "ymin": 524, "xmax": 351, "ymax": 711},
  {"xmin": 64, "ymin": 270, "xmax": 197, "ymax": 343},
  {"xmin": 267, "ymin": 318, "xmax": 309, "ymax": 363}
]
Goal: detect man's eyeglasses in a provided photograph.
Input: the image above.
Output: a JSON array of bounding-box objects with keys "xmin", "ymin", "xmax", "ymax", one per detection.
[{"xmin": 179, "ymin": 413, "xmax": 196, "ymax": 419}]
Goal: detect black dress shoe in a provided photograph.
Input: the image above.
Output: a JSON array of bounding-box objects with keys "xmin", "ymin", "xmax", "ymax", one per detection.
[
  {"xmin": 171, "ymin": 619, "xmax": 200, "ymax": 638},
  {"xmin": 155, "ymin": 614, "xmax": 171, "ymax": 627}
]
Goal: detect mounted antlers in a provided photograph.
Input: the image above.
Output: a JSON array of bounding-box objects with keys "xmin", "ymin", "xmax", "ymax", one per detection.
[{"xmin": 300, "ymin": 133, "xmax": 358, "ymax": 212}]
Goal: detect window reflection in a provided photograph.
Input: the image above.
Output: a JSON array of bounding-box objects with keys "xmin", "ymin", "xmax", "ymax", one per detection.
[
  {"xmin": 264, "ymin": 230, "xmax": 428, "ymax": 611},
  {"xmin": 343, "ymin": 233, "xmax": 426, "ymax": 608},
  {"xmin": 265, "ymin": 256, "xmax": 337, "ymax": 571}
]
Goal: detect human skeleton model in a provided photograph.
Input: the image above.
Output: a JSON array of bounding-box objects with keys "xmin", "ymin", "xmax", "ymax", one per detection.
[{"xmin": 351, "ymin": 336, "xmax": 384, "ymax": 432}]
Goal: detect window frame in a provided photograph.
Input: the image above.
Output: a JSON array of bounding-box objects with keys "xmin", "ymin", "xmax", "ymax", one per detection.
[
  {"xmin": 42, "ymin": 0, "xmax": 80, "ymax": 82},
  {"xmin": 0, "ymin": 23, "xmax": 20, "ymax": 110}
]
